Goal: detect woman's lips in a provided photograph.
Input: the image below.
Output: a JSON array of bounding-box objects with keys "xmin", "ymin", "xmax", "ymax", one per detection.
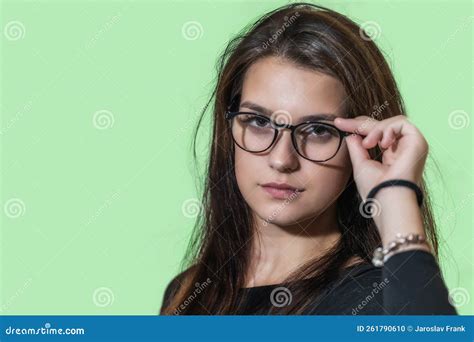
[{"xmin": 261, "ymin": 185, "xmax": 303, "ymax": 200}]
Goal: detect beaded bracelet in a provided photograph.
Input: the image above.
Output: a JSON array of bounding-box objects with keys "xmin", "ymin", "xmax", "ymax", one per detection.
[{"xmin": 372, "ymin": 233, "xmax": 427, "ymax": 267}]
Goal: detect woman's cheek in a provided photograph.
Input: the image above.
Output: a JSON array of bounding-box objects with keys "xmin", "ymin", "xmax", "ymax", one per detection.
[{"xmin": 234, "ymin": 149, "xmax": 260, "ymax": 200}]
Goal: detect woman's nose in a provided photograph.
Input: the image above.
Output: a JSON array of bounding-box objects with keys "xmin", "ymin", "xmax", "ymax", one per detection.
[{"xmin": 268, "ymin": 130, "xmax": 299, "ymax": 172}]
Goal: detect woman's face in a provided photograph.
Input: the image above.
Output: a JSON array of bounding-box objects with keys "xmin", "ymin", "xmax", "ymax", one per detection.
[{"xmin": 234, "ymin": 56, "xmax": 353, "ymax": 227}]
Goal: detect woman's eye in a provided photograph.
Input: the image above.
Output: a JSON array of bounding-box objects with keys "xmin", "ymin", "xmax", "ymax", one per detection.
[
  {"xmin": 255, "ymin": 117, "xmax": 270, "ymax": 127},
  {"xmin": 308, "ymin": 125, "xmax": 331, "ymax": 136},
  {"xmin": 247, "ymin": 116, "xmax": 270, "ymax": 128},
  {"xmin": 298, "ymin": 124, "xmax": 337, "ymax": 142}
]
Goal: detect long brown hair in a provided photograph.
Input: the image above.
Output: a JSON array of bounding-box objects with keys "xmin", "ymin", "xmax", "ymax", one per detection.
[{"xmin": 161, "ymin": 2, "xmax": 439, "ymax": 315}]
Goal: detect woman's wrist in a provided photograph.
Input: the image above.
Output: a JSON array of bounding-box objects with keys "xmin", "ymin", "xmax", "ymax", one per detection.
[{"xmin": 369, "ymin": 185, "xmax": 427, "ymax": 247}]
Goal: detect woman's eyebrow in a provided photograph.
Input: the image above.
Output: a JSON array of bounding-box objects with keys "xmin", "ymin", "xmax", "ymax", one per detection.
[{"xmin": 239, "ymin": 100, "xmax": 338, "ymax": 122}]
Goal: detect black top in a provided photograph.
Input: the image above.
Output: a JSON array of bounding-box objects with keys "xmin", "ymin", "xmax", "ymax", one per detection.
[{"xmin": 160, "ymin": 250, "xmax": 457, "ymax": 315}]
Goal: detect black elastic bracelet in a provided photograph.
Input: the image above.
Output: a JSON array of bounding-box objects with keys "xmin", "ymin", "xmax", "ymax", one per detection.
[{"xmin": 366, "ymin": 179, "xmax": 423, "ymax": 207}]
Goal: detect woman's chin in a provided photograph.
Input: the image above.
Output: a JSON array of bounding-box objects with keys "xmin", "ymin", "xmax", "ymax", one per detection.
[{"xmin": 255, "ymin": 208, "xmax": 311, "ymax": 228}]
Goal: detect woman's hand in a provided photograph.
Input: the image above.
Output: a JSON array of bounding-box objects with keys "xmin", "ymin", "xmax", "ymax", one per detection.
[
  {"xmin": 334, "ymin": 114, "xmax": 429, "ymax": 202},
  {"xmin": 334, "ymin": 114, "xmax": 431, "ymax": 251}
]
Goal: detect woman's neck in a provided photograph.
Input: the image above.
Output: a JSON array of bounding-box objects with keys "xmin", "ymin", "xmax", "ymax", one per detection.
[{"xmin": 244, "ymin": 204, "xmax": 342, "ymax": 288}]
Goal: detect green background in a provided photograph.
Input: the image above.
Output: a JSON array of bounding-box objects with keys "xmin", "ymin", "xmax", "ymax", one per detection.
[{"xmin": 1, "ymin": 0, "xmax": 472, "ymax": 315}]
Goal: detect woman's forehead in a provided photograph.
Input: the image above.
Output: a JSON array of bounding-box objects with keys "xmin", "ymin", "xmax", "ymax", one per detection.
[{"xmin": 240, "ymin": 57, "xmax": 348, "ymax": 119}]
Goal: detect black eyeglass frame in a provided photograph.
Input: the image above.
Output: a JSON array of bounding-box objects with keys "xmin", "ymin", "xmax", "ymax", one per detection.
[{"xmin": 225, "ymin": 110, "xmax": 351, "ymax": 163}]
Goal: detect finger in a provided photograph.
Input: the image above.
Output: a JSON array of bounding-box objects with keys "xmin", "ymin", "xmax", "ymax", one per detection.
[
  {"xmin": 337, "ymin": 115, "xmax": 416, "ymax": 149},
  {"xmin": 362, "ymin": 128, "xmax": 384, "ymax": 149},
  {"xmin": 386, "ymin": 118, "xmax": 429, "ymax": 160},
  {"xmin": 334, "ymin": 116, "xmax": 379, "ymax": 136},
  {"xmin": 345, "ymin": 134, "xmax": 371, "ymax": 170},
  {"xmin": 380, "ymin": 127, "xmax": 396, "ymax": 149},
  {"xmin": 387, "ymin": 117, "xmax": 419, "ymax": 138}
]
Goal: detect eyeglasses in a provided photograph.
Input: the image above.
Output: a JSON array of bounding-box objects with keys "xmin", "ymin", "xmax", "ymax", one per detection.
[{"xmin": 225, "ymin": 111, "xmax": 350, "ymax": 162}]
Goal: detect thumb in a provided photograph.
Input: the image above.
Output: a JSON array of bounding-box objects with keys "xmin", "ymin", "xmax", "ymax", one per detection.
[{"xmin": 345, "ymin": 134, "xmax": 371, "ymax": 170}]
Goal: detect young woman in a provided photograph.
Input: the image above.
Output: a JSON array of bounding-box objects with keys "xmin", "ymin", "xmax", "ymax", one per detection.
[{"xmin": 160, "ymin": 2, "xmax": 457, "ymax": 315}]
